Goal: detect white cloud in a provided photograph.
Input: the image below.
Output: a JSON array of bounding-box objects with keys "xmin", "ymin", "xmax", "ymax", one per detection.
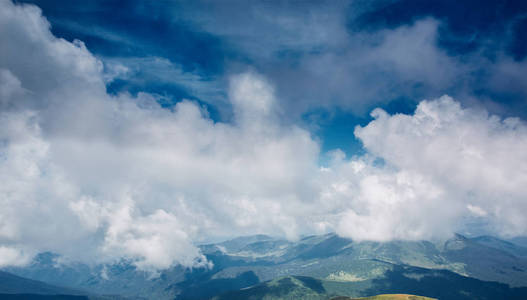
[
  {"xmin": 351, "ymin": 96, "xmax": 527, "ymax": 238},
  {"xmin": 0, "ymin": 0, "xmax": 320, "ymax": 269},
  {"xmin": 467, "ymin": 204, "xmax": 488, "ymax": 217},
  {"xmin": 1, "ymin": 0, "xmax": 527, "ymax": 271},
  {"xmin": 100, "ymin": 200, "xmax": 210, "ymax": 271},
  {"xmin": 0, "ymin": 246, "xmax": 33, "ymax": 267}
]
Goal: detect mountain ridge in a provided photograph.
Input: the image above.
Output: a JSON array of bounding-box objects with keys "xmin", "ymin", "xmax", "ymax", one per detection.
[{"xmin": 2, "ymin": 233, "xmax": 527, "ymax": 299}]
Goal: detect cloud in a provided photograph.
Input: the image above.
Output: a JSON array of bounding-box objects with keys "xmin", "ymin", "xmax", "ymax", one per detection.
[
  {"xmin": 208, "ymin": 15, "xmax": 464, "ymax": 117},
  {"xmin": 1, "ymin": 0, "xmax": 527, "ymax": 271},
  {"xmin": 348, "ymin": 96, "xmax": 527, "ymax": 239},
  {"xmin": 0, "ymin": 0, "xmax": 320, "ymax": 270},
  {"xmin": 274, "ymin": 18, "xmax": 460, "ymax": 114},
  {"xmin": 0, "ymin": 246, "xmax": 33, "ymax": 268},
  {"xmin": 169, "ymin": 1, "xmax": 527, "ymax": 119},
  {"xmin": 102, "ymin": 56, "xmax": 227, "ymax": 109},
  {"xmin": 27, "ymin": 0, "xmax": 527, "ymax": 121},
  {"xmin": 184, "ymin": 1, "xmax": 350, "ymax": 59}
]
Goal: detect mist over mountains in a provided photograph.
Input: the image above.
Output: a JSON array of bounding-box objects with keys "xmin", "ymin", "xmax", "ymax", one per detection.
[
  {"xmin": 2, "ymin": 232, "xmax": 527, "ymax": 299},
  {"xmin": 2, "ymin": 0, "xmax": 527, "ymax": 298}
]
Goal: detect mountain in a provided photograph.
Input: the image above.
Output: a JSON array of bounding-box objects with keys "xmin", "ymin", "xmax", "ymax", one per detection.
[
  {"xmin": 0, "ymin": 269, "xmax": 133, "ymax": 299},
  {"xmin": 441, "ymin": 234, "xmax": 527, "ymax": 287},
  {"xmin": 509, "ymin": 236, "xmax": 527, "ymax": 248},
  {"xmin": 3, "ymin": 233, "xmax": 527, "ymax": 299},
  {"xmin": 213, "ymin": 264, "xmax": 527, "ymax": 300},
  {"xmin": 471, "ymin": 235, "xmax": 527, "ymax": 257},
  {"xmin": 211, "ymin": 275, "xmax": 331, "ymax": 300},
  {"xmin": 331, "ymin": 295, "xmax": 434, "ymax": 300},
  {"xmin": 0, "ymin": 270, "xmax": 85, "ymax": 296},
  {"xmin": 199, "ymin": 233, "xmax": 527, "ymax": 287},
  {"xmin": 3, "ymin": 252, "xmax": 185, "ymax": 299},
  {"xmin": 0, "ymin": 295, "xmax": 88, "ymax": 300}
]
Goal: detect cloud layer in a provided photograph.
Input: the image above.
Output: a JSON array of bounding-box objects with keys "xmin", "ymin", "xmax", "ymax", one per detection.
[{"xmin": 1, "ymin": 0, "xmax": 526, "ymax": 270}]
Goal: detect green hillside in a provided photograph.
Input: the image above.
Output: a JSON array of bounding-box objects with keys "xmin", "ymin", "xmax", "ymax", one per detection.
[
  {"xmin": 332, "ymin": 294, "xmax": 435, "ymax": 300},
  {"xmin": 212, "ymin": 264, "xmax": 527, "ymax": 300},
  {"xmin": 211, "ymin": 276, "xmax": 329, "ymax": 300}
]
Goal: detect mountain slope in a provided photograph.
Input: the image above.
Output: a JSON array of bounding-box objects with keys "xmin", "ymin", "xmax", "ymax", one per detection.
[
  {"xmin": 201, "ymin": 233, "xmax": 527, "ymax": 288},
  {"xmin": 442, "ymin": 234, "xmax": 527, "ymax": 286},
  {"xmin": 471, "ymin": 235, "xmax": 527, "ymax": 257},
  {"xmin": 213, "ymin": 264, "xmax": 527, "ymax": 300},
  {"xmin": 4, "ymin": 233, "xmax": 527, "ymax": 299},
  {"xmin": 332, "ymin": 295, "xmax": 435, "ymax": 300},
  {"xmin": 0, "ymin": 295, "xmax": 88, "ymax": 300},
  {"xmin": 0, "ymin": 270, "xmax": 85, "ymax": 296},
  {"xmin": 3, "ymin": 253, "xmax": 185, "ymax": 299}
]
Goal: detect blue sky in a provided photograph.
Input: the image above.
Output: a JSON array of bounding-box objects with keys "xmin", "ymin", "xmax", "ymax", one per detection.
[
  {"xmin": 1, "ymin": 0, "xmax": 527, "ymax": 269},
  {"xmin": 19, "ymin": 0, "xmax": 527, "ymax": 155}
]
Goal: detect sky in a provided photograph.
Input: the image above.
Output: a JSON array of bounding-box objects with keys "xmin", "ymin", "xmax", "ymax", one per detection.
[{"xmin": 0, "ymin": 0, "xmax": 526, "ymax": 271}]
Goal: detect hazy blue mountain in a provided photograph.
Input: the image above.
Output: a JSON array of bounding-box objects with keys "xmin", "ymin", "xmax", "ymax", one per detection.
[
  {"xmin": 509, "ymin": 237, "xmax": 527, "ymax": 248},
  {"xmin": 0, "ymin": 295, "xmax": 88, "ymax": 300},
  {"xmin": 4, "ymin": 253, "xmax": 184, "ymax": 299},
  {"xmin": 441, "ymin": 234, "xmax": 527, "ymax": 287},
  {"xmin": 0, "ymin": 269, "xmax": 133, "ymax": 299},
  {"xmin": 0, "ymin": 270, "xmax": 85, "ymax": 296},
  {"xmin": 471, "ymin": 235, "xmax": 527, "ymax": 257}
]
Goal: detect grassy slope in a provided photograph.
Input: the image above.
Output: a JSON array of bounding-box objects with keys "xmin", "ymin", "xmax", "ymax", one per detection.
[
  {"xmin": 211, "ymin": 275, "xmax": 439, "ymax": 300},
  {"xmin": 212, "ymin": 263, "xmax": 527, "ymax": 300},
  {"xmin": 332, "ymin": 294, "xmax": 435, "ymax": 300}
]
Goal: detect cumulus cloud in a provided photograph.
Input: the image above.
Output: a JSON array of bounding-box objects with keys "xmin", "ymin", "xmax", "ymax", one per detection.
[
  {"xmin": 311, "ymin": 97, "xmax": 526, "ymax": 242},
  {"xmin": 0, "ymin": 0, "xmax": 320, "ymax": 269},
  {"xmin": 344, "ymin": 96, "xmax": 527, "ymax": 239},
  {"xmin": 1, "ymin": 0, "xmax": 527, "ymax": 271}
]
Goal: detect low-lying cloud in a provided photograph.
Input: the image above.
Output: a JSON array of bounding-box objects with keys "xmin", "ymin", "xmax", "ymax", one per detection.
[{"xmin": 0, "ymin": 0, "xmax": 526, "ymax": 271}]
